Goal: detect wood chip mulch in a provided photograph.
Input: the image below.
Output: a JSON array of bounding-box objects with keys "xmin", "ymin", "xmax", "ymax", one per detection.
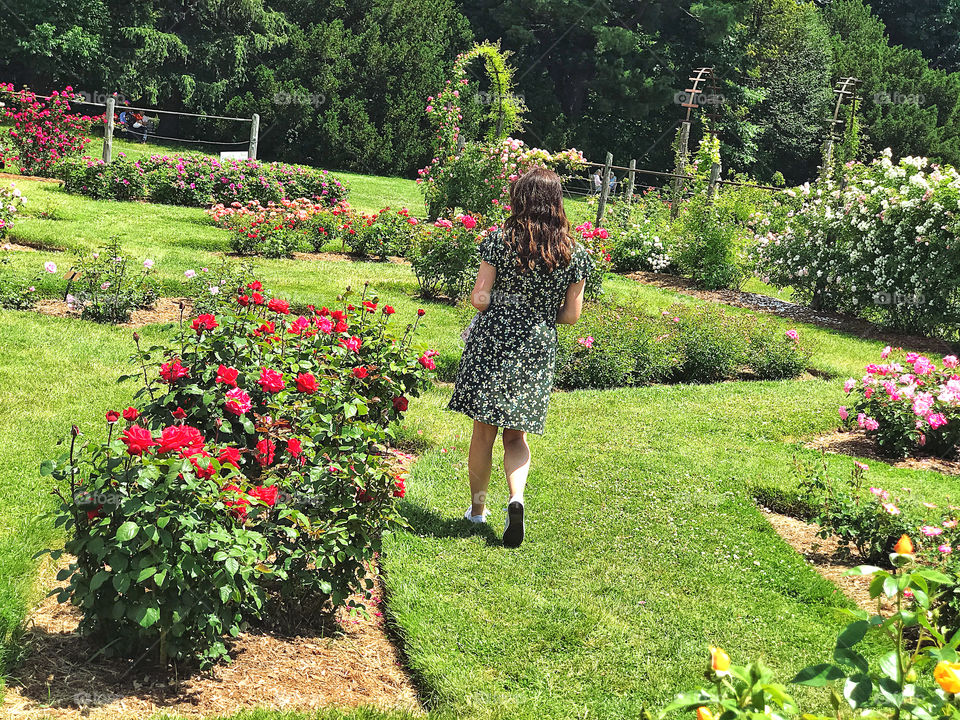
[
  {"xmin": 626, "ymin": 271, "xmax": 955, "ymax": 355},
  {"xmin": 31, "ymin": 297, "xmax": 193, "ymax": 329},
  {"xmin": 1, "ymin": 241, "xmax": 42, "ymax": 253},
  {"xmin": 762, "ymin": 509, "xmax": 895, "ymax": 615},
  {"xmin": 804, "ymin": 428, "xmax": 960, "ymax": 476},
  {"xmin": 3, "ymin": 450, "xmax": 422, "ymax": 720},
  {"xmin": 0, "ymin": 171, "xmax": 63, "ymax": 184},
  {"xmin": 292, "ymin": 251, "xmax": 410, "ymax": 266}
]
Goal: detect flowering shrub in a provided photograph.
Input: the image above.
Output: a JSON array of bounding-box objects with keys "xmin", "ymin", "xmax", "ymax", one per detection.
[
  {"xmin": 417, "ymin": 44, "xmax": 585, "ymax": 218},
  {"xmin": 673, "ymin": 197, "xmax": 748, "ymax": 290},
  {"xmin": 841, "ymin": 348, "xmax": 959, "ymax": 458},
  {"xmin": 209, "ymin": 198, "xmax": 353, "ymax": 257},
  {"xmin": 0, "ymin": 249, "xmax": 39, "ymax": 309},
  {"xmin": 183, "ymin": 259, "xmax": 256, "ymax": 315},
  {"xmin": 59, "ymin": 154, "xmax": 348, "ymax": 209},
  {"xmin": 606, "ymin": 194, "xmax": 674, "ymax": 273},
  {"xmin": 0, "ymin": 84, "xmax": 93, "ymax": 176},
  {"xmin": 410, "ymin": 215, "xmax": 485, "ymax": 299},
  {"xmin": 345, "ymin": 207, "xmax": 419, "ymax": 259},
  {"xmin": 44, "ymin": 281, "xmax": 434, "ymax": 665},
  {"xmin": 60, "ymin": 239, "xmax": 159, "ymax": 322},
  {"xmin": 752, "ymin": 150, "xmax": 960, "ymax": 338},
  {"xmin": 0, "ymin": 182, "xmax": 26, "ymax": 239},
  {"xmin": 553, "ymin": 303, "xmax": 810, "ymax": 390},
  {"xmin": 573, "ymin": 222, "xmax": 612, "ymax": 299}
]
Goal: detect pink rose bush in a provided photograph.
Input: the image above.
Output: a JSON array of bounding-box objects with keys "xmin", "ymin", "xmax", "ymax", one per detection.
[
  {"xmin": 43, "ymin": 281, "xmax": 435, "ymax": 666},
  {"xmin": 410, "ymin": 214, "xmax": 488, "ymax": 299},
  {"xmin": 0, "ymin": 84, "xmax": 93, "ymax": 176},
  {"xmin": 574, "ymin": 221, "xmax": 613, "ymax": 299},
  {"xmin": 0, "ymin": 182, "xmax": 26, "ymax": 239},
  {"xmin": 842, "ymin": 348, "xmax": 959, "ymax": 458}
]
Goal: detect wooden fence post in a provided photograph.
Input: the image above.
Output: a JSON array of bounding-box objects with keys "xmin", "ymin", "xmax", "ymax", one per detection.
[
  {"xmin": 706, "ymin": 162, "xmax": 721, "ymax": 204},
  {"xmin": 248, "ymin": 113, "xmax": 260, "ymax": 160},
  {"xmin": 626, "ymin": 158, "xmax": 636, "ymax": 205},
  {"xmin": 102, "ymin": 97, "xmax": 115, "ymax": 164},
  {"xmin": 596, "ymin": 152, "xmax": 613, "ymax": 227},
  {"xmin": 671, "ymin": 121, "xmax": 691, "ymax": 218}
]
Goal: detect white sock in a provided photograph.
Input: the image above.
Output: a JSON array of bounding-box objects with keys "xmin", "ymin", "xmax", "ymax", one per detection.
[{"xmin": 509, "ymin": 494, "xmax": 524, "ymax": 506}]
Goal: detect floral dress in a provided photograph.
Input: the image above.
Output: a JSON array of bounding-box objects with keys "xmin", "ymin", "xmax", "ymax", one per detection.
[{"xmin": 448, "ymin": 229, "xmax": 594, "ymax": 434}]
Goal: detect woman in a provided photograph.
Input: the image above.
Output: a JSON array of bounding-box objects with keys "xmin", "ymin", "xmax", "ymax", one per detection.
[{"xmin": 448, "ymin": 168, "xmax": 593, "ymax": 548}]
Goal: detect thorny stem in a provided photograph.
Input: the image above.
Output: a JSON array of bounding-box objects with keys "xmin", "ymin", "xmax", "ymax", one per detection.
[{"xmin": 133, "ymin": 332, "xmax": 156, "ymax": 401}]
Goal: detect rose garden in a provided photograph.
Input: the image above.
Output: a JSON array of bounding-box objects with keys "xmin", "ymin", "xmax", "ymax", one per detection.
[{"xmin": 1, "ymin": 12, "xmax": 960, "ymax": 720}]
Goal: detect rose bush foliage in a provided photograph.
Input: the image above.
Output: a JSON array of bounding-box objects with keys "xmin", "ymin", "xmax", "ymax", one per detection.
[{"xmin": 43, "ymin": 281, "xmax": 435, "ymax": 666}]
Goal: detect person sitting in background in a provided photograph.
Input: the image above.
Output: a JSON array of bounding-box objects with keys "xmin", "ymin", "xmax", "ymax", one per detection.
[
  {"xmin": 609, "ymin": 173, "xmax": 618, "ymax": 195},
  {"xmin": 590, "ymin": 170, "xmax": 602, "ymax": 195}
]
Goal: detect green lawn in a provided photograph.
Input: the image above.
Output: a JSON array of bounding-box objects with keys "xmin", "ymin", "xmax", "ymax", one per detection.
[{"xmin": 0, "ymin": 181, "xmax": 954, "ymax": 719}]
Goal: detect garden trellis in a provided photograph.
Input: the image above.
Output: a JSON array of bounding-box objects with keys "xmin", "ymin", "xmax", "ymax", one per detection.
[{"xmin": 31, "ymin": 93, "xmax": 260, "ymax": 162}]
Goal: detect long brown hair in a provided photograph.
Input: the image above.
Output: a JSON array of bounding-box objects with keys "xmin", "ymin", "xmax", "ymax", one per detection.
[{"xmin": 503, "ymin": 168, "xmax": 573, "ymax": 273}]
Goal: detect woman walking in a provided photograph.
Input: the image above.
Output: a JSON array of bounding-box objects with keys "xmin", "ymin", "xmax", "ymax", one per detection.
[{"xmin": 448, "ymin": 168, "xmax": 593, "ymax": 548}]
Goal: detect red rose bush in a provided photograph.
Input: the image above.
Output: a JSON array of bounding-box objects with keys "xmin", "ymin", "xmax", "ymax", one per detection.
[{"xmin": 43, "ymin": 280, "xmax": 435, "ymax": 666}]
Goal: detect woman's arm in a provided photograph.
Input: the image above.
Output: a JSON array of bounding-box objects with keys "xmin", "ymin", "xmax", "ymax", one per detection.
[
  {"xmin": 470, "ymin": 261, "xmax": 497, "ymax": 312},
  {"xmin": 556, "ymin": 279, "xmax": 586, "ymax": 325}
]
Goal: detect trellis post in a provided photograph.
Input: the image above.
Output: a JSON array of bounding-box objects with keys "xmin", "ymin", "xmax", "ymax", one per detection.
[
  {"xmin": 248, "ymin": 113, "xmax": 260, "ymax": 159},
  {"xmin": 626, "ymin": 158, "xmax": 636, "ymax": 205},
  {"xmin": 706, "ymin": 162, "xmax": 721, "ymax": 204},
  {"xmin": 102, "ymin": 97, "xmax": 115, "ymax": 164},
  {"xmin": 672, "ymin": 121, "xmax": 691, "ymax": 218},
  {"xmin": 596, "ymin": 152, "xmax": 613, "ymax": 227}
]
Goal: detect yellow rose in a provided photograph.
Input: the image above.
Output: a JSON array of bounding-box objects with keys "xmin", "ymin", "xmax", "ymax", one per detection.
[
  {"xmin": 696, "ymin": 707, "xmax": 715, "ymax": 720},
  {"xmin": 710, "ymin": 646, "xmax": 731, "ymax": 672},
  {"xmin": 935, "ymin": 661, "xmax": 960, "ymax": 694},
  {"xmin": 894, "ymin": 534, "xmax": 914, "ymax": 555}
]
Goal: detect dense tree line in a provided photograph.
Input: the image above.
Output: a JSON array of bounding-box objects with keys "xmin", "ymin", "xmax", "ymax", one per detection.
[{"xmin": 1, "ymin": 0, "xmax": 959, "ymax": 181}]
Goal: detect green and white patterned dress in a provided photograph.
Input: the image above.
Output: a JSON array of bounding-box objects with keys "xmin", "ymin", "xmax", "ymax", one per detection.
[{"xmin": 448, "ymin": 229, "xmax": 594, "ymax": 434}]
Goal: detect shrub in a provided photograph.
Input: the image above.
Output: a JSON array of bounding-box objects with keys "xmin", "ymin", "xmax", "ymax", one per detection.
[
  {"xmin": 410, "ymin": 215, "xmax": 484, "ymax": 300},
  {"xmin": 746, "ymin": 322, "xmax": 811, "ymax": 380},
  {"xmin": 572, "ymin": 221, "xmax": 612, "ymax": 299},
  {"xmin": 0, "ymin": 84, "xmax": 93, "ymax": 176},
  {"xmin": 0, "ymin": 251, "xmax": 38, "ymax": 310},
  {"xmin": 673, "ymin": 197, "xmax": 746, "ymax": 290},
  {"xmin": 752, "ymin": 150, "xmax": 960, "ymax": 339},
  {"xmin": 62, "ymin": 239, "xmax": 159, "ymax": 323},
  {"xmin": 0, "ymin": 182, "xmax": 26, "ymax": 239},
  {"xmin": 841, "ymin": 348, "xmax": 960, "ymax": 459},
  {"xmin": 59, "ymin": 155, "xmax": 349, "ymax": 209},
  {"xmin": 44, "ymin": 281, "xmax": 435, "ymax": 666},
  {"xmin": 344, "ymin": 208, "xmax": 419, "ymax": 259},
  {"xmin": 606, "ymin": 193, "xmax": 675, "ymax": 273},
  {"xmin": 184, "ymin": 259, "xmax": 257, "ymax": 315}
]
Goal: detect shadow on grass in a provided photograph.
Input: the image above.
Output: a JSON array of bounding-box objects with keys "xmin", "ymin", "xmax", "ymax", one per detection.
[{"xmin": 399, "ymin": 502, "xmax": 501, "ymax": 547}]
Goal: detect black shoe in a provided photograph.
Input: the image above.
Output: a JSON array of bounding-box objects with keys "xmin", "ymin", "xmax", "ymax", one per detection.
[{"xmin": 503, "ymin": 501, "xmax": 525, "ymax": 548}]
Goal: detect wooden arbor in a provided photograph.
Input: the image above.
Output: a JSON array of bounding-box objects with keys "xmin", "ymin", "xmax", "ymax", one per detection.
[
  {"xmin": 673, "ymin": 67, "xmax": 721, "ymax": 214},
  {"xmin": 822, "ymin": 76, "xmax": 861, "ymax": 174}
]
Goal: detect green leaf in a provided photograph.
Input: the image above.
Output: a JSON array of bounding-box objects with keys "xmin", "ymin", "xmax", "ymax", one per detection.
[
  {"xmin": 136, "ymin": 567, "xmax": 156, "ymax": 582},
  {"xmin": 845, "ymin": 565, "xmax": 884, "ymax": 577},
  {"xmin": 790, "ymin": 664, "xmax": 846, "ymax": 686},
  {"xmin": 836, "ymin": 620, "xmax": 869, "ymax": 649},
  {"xmin": 39, "ymin": 459, "xmax": 55, "ymax": 476},
  {"xmin": 139, "ymin": 606, "xmax": 160, "ymax": 628},
  {"xmin": 842, "ymin": 675, "xmax": 872, "ymax": 708},
  {"xmin": 879, "ymin": 651, "xmax": 900, "ymax": 681},
  {"xmin": 833, "ymin": 647, "xmax": 869, "ymax": 674},
  {"xmin": 224, "ymin": 557, "xmax": 239, "ymax": 575},
  {"xmin": 89, "ymin": 570, "xmax": 111, "ymax": 591},
  {"xmin": 116, "ymin": 521, "xmax": 139, "ymax": 542}
]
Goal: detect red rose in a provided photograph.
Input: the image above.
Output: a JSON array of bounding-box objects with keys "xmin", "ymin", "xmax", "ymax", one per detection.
[
  {"xmin": 267, "ymin": 298, "xmax": 290, "ymax": 314},
  {"xmin": 191, "ymin": 313, "xmax": 218, "ymax": 335},
  {"xmin": 254, "ymin": 321, "xmax": 276, "ymax": 338},
  {"xmin": 86, "ymin": 506, "xmax": 104, "ymax": 521},
  {"xmin": 287, "ymin": 438, "xmax": 303, "ymax": 458},
  {"xmin": 257, "ymin": 367, "xmax": 285, "ymax": 393},
  {"xmin": 121, "ymin": 425, "xmax": 155, "ymax": 455},
  {"xmin": 352, "ymin": 366, "xmax": 369, "ymax": 379},
  {"xmin": 171, "ymin": 407, "xmax": 187, "ymax": 420},
  {"xmin": 190, "ymin": 455, "xmax": 216, "ymax": 479},
  {"xmin": 252, "ymin": 292, "xmax": 264, "ymax": 305},
  {"xmin": 221, "ymin": 484, "xmax": 250, "ymax": 520},
  {"xmin": 216, "ymin": 364, "xmax": 239, "ymax": 387},
  {"xmin": 249, "ymin": 485, "xmax": 279, "ymax": 507},
  {"xmin": 418, "ymin": 354, "xmax": 437, "ymax": 371},
  {"xmin": 295, "ymin": 372, "xmax": 318, "ymax": 394},
  {"xmin": 218, "ymin": 446, "xmax": 241, "ymax": 467},
  {"xmin": 331, "ymin": 310, "xmax": 345, "ymax": 321},
  {"xmin": 417, "ymin": 309, "xmax": 426, "ymax": 317},
  {"xmin": 318, "ymin": 306, "xmax": 330, "ymax": 317},
  {"xmin": 339, "ymin": 335, "xmax": 362, "ymax": 352},
  {"xmin": 159, "ymin": 358, "xmax": 190, "ymax": 384},
  {"xmin": 122, "ymin": 407, "xmax": 139, "ymax": 421},
  {"xmin": 362, "ymin": 301, "xmax": 378, "ymax": 313},
  {"xmin": 247, "ymin": 280, "xmax": 263, "ymax": 291},
  {"xmin": 393, "ymin": 478, "xmax": 406, "ymax": 498},
  {"xmin": 335, "ymin": 319, "xmax": 348, "ymax": 334},
  {"xmin": 105, "ymin": 410, "xmax": 121, "ymax": 424},
  {"xmin": 392, "ymin": 396, "xmax": 409, "ymax": 412},
  {"xmin": 237, "ymin": 294, "xmax": 250, "ymax": 307},
  {"xmin": 382, "ymin": 305, "xmax": 395, "ymax": 315},
  {"xmin": 156, "ymin": 425, "xmax": 205, "ymax": 455},
  {"xmin": 254, "ymin": 439, "xmax": 275, "ymax": 467},
  {"xmin": 225, "ymin": 388, "xmax": 252, "ymax": 415}
]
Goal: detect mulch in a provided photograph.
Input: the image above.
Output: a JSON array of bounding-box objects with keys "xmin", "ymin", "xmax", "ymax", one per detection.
[
  {"xmin": 3, "ymin": 450, "xmax": 421, "ymax": 720},
  {"xmin": 32, "ymin": 298, "xmax": 192, "ymax": 329},
  {"xmin": 804, "ymin": 428, "xmax": 960, "ymax": 476},
  {"xmin": 0, "ymin": 171, "xmax": 62, "ymax": 184},
  {"xmin": 1, "ymin": 241, "xmax": 40, "ymax": 253},
  {"xmin": 292, "ymin": 251, "xmax": 410, "ymax": 266},
  {"xmin": 626, "ymin": 271, "xmax": 955, "ymax": 355},
  {"xmin": 762, "ymin": 509, "xmax": 895, "ymax": 615}
]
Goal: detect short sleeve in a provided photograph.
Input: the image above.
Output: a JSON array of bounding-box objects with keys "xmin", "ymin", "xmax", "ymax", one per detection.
[
  {"xmin": 569, "ymin": 244, "xmax": 594, "ymax": 284},
  {"xmin": 479, "ymin": 230, "xmax": 503, "ymax": 268}
]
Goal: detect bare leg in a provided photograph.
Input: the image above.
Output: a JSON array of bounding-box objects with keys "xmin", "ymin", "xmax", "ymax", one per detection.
[
  {"xmin": 502, "ymin": 428, "xmax": 531, "ymax": 504},
  {"xmin": 468, "ymin": 420, "xmax": 498, "ymax": 516}
]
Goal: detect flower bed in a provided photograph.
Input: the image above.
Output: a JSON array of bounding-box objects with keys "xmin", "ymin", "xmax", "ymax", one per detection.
[
  {"xmin": 841, "ymin": 348, "xmax": 959, "ymax": 458},
  {"xmin": 0, "ymin": 182, "xmax": 26, "ymax": 240},
  {"xmin": 42, "ymin": 281, "xmax": 435, "ymax": 666},
  {"xmin": 59, "ymin": 154, "xmax": 349, "ymax": 209},
  {"xmin": 553, "ymin": 302, "xmax": 810, "ymax": 390},
  {"xmin": 409, "ymin": 214, "xmax": 486, "ymax": 300},
  {"xmin": 344, "ymin": 207, "xmax": 420, "ymax": 259}
]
